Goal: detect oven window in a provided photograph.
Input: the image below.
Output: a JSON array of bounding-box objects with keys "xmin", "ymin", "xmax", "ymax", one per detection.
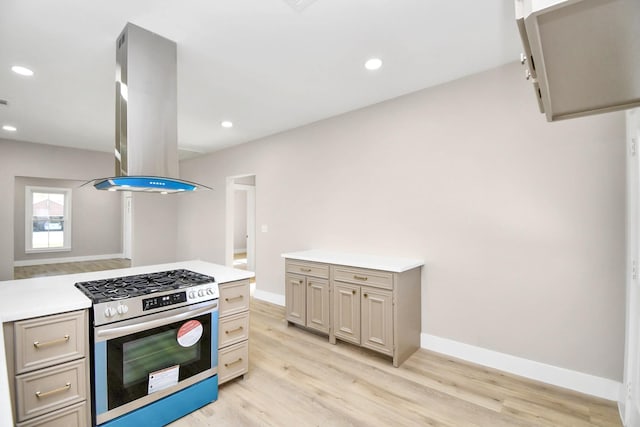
[
  {"xmin": 107, "ymin": 312, "xmax": 212, "ymax": 409},
  {"xmin": 123, "ymin": 329, "xmax": 199, "ymax": 386}
]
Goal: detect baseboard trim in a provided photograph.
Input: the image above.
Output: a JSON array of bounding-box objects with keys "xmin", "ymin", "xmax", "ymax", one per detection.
[
  {"xmin": 421, "ymin": 333, "xmax": 622, "ymax": 402},
  {"xmin": 253, "ymin": 289, "xmax": 285, "ymax": 306},
  {"xmin": 14, "ymin": 253, "xmax": 126, "ymax": 267},
  {"xmin": 244, "ymin": 290, "xmax": 623, "ymax": 401}
]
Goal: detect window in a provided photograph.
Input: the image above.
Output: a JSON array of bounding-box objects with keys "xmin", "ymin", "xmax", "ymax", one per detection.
[{"xmin": 25, "ymin": 186, "xmax": 72, "ymax": 252}]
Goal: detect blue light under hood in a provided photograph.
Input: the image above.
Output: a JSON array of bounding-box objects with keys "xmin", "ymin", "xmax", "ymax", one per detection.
[{"xmin": 93, "ymin": 176, "xmax": 206, "ymax": 193}]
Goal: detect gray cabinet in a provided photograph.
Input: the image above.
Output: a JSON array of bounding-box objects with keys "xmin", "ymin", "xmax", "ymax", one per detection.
[
  {"xmin": 3, "ymin": 310, "xmax": 91, "ymax": 427},
  {"xmin": 285, "ymin": 261, "xmax": 330, "ymax": 334},
  {"xmin": 284, "ymin": 252, "xmax": 422, "ymax": 367},
  {"xmin": 332, "ymin": 282, "xmax": 360, "ymax": 345},
  {"xmin": 331, "ymin": 266, "xmax": 398, "ymax": 362},
  {"xmin": 217, "ymin": 279, "xmax": 250, "ymax": 385}
]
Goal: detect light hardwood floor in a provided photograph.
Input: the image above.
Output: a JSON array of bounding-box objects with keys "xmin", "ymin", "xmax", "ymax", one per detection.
[
  {"xmin": 13, "ymin": 258, "xmax": 131, "ymax": 279},
  {"xmin": 172, "ymin": 299, "xmax": 622, "ymax": 427},
  {"xmin": 15, "ymin": 261, "xmax": 621, "ymax": 426}
]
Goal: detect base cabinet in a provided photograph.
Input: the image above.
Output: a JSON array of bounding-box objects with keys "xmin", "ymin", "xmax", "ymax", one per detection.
[
  {"xmin": 285, "ymin": 261, "xmax": 330, "ymax": 334},
  {"xmin": 3, "ymin": 310, "xmax": 91, "ymax": 427},
  {"xmin": 284, "ymin": 252, "xmax": 422, "ymax": 367},
  {"xmin": 360, "ymin": 287, "xmax": 393, "ymax": 356},
  {"xmin": 218, "ymin": 279, "xmax": 250, "ymax": 385},
  {"xmin": 332, "ymin": 283, "xmax": 360, "ymax": 345},
  {"xmin": 332, "ymin": 272, "xmax": 394, "ymax": 357}
]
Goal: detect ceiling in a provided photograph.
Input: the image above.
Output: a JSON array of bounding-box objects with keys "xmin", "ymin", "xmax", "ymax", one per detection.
[{"xmin": 0, "ymin": 0, "xmax": 522, "ymax": 158}]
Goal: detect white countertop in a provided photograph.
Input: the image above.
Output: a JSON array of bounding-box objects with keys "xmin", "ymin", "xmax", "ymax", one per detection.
[
  {"xmin": 0, "ymin": 260, "xmax": 254, "ymax": 427},
  {"xmin": 0, "ymin": 260, "xmax": 255, "ymax": 323},
  {"xmin": 281, "ymin": 250, "xmax": 424, "ymax": 272}
]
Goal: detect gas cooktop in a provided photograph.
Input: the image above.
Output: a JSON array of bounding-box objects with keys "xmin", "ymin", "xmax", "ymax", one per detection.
[{"xmin": 75, "ymin": 269, "xmax": 216, "ymax": 303}]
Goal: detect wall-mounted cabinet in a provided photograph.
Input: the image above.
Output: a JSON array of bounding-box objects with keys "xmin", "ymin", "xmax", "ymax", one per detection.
[{"xmin": 515, "ymin": 0, "xmax": 640, "ymax": 121}]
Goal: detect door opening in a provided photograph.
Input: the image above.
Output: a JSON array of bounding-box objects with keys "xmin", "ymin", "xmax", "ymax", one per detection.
[{"xmin": 225, "ymin": 175, "xmax": 256, "ymax": 281}]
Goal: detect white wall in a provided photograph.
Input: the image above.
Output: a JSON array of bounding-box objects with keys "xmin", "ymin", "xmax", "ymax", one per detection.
[
  {"xmin": 177, "ymin": 61, "xmax": 626, "ymax": 381},
  {"xmin": 0, "ymin": 139, "xmax": 117, "ymax": 279},
  {"xmin": 13, "ymin": 176, "xmax": 121, "ymax": 261}
]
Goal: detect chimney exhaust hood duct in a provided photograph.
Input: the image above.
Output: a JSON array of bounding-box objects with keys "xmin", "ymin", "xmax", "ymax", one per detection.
[{"xmin": 92, "ymin": 23, "xmax": 209, "ymax": 193}]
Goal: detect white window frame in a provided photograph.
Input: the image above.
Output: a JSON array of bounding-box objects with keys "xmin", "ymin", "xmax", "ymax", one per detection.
[{"xmin": 25, "ymin": 186, "xmax": 72, "ymax": 253}]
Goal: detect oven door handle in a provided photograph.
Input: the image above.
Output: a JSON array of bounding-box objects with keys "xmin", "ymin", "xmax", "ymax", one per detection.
[{"xmin": 96, "ymin": 304, "xmax": 216, "ymax": 340}]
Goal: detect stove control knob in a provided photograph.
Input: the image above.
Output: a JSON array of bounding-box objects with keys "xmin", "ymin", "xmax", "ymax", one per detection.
[
  {"xmin": 198, "ymin": 289, "xmax": 205, "ymax": 297},
  {"xmin": 206, "ymin": 288, "xmax": 214, "ymax": 295},
  {"xmin": 189, "ymin": 291, "xmax": 196, "ymax": 299},
  {"xmin": 104, "ymin": 307, "xmax": 116, "ymax": 318},
  {"xmin": 117, "ymin": 304, "xmax": 129, "ymax": 315}
]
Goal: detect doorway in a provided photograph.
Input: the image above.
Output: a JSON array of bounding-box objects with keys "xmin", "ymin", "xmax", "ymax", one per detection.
[{"xmin": 225, "ymin": 175, "xmax": 256, "ymax": 275}]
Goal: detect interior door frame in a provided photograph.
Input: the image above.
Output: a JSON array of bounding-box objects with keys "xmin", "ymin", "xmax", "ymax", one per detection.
[
  {"xmin": 225, "ymin": 175, "xmax": 256, "ymax": 270},
  {"xmin": 623, "ymin": 107, "xmax": 640, "ymax": 425}
]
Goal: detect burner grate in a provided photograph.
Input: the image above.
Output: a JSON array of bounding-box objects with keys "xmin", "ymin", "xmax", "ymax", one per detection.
[{"xmin": 74, "ymin": 269, "xmax": 215, "ymax": 303}]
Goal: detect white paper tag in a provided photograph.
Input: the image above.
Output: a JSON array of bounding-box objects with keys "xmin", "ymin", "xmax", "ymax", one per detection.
[{"xmin": 148, "ymin": 365, "xmax": 179, "ymax": 394}]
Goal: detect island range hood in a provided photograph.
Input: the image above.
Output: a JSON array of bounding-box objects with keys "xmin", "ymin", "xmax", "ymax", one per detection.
[{"xmin": 93, "ymin": 23, "xmax": 209, "ymax": 193}]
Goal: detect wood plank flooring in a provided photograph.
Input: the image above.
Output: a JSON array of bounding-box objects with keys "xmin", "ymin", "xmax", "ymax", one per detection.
[
  {"xmin": 171, "ymin": 299, "xmax": 622, "ymax": 427},
  {"xmin": 14, "ymin": 261, "xmax": 621, "ymax": 426},
  {"xmin": 13, "ymin": 258, "xmax": 131, "ymax": 279}
]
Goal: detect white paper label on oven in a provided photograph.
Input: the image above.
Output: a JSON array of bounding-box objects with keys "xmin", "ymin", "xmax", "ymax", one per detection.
[
  {"xmin": 148, "ymin": 365, "xmax": 179, "ymax": 394},
  {"xmin": 177, "ymin": 319, "xmax": 203, "ymax": 347}
]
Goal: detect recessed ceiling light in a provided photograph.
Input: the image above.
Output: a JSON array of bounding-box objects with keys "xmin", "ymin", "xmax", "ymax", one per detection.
[
  {"xmin": 11, "ymin": 65, "xmax": 34, "ymax": 76},
  {"xmin": 2, "ymin": 125, "xmax": 17, "ymax": 132},
  {"xmin": 364, "ymin": 58, "xmax": 383, "ymax": 71},
  {"xmin": 221, "ymin": 121, "xmax": 233, "ymax": 128}
]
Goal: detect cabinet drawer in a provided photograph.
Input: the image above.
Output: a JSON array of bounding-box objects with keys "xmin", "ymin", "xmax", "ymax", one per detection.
[
  {"xmin": 218, "ymin": 341, "xmax": 249, "ymax": 385},
  {"xmin": 14, "ymin": 311, "xmax": 86, "ymax": 374},
  {"xmin": 286, "ymin": 260, "xmax": 329, "ymax": 279},
  {"xmin": 219, "ymin": 312, "xmax": 249, "ymax": 348},
  {"xmin": 17, "ymin": 401, "xmax": 87, "ymax": 427},
  {"xmin": 332, "ymin": 266, "xmax": 393, "ymax": 290},
  {"xmin": 219, "ymin": 280, "xmax": 250, "ymax": 317},
  {"xmin": 16, "ymin": 359, "xmax": 86, "ymax": 422}
]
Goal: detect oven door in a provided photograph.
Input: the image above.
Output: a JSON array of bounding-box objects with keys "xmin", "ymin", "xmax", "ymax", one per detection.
[{"xmin": 93, "ymin": 300, "xmax": 218, "ymax": 425}]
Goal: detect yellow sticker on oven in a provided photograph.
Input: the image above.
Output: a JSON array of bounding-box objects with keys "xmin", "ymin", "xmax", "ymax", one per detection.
[{"xmin": 177, "ymin": 319, "xmax": 203, "ymax": 347}]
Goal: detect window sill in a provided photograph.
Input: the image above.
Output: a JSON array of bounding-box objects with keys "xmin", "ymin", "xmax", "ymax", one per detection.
[{"xmin": 25, "ymin": 247, "xmax": 72, "ymax": 254}]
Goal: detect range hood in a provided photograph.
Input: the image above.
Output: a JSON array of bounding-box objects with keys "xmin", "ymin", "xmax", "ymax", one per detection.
[{"xmin": 93, "ymin": 23, "xmax": 209, "ymax": 193}]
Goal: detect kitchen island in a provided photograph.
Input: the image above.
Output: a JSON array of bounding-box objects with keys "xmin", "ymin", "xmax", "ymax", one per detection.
[{"xmin": 0, "ymin": 260, "xmax": 254, "ymax": 427}]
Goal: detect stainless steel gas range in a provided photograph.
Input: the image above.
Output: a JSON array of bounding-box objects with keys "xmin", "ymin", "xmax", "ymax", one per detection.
[{"xmin": 75, "ymin": 269, "xmax": 219, "ymax": 427}]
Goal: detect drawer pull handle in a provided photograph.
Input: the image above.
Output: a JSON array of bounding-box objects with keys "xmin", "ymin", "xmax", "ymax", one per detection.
[
  {"xmin": 35, "ymin": 382, "xmax": 71, "ymax": 398},
  {"xmin": 353, "ymin": 275, "xmax": 368, "ymax": 281},
  {"xmin": 225, "ymin": 326, "xmax": 244, "ymax": 335},
  {"xmin": 299, "ymin": 280, "xmax": 303, "ymax": 284},
  {"xmin": 352, "ymin": 290, "xmax": 356, "ymax": 295},
  {"xmin": 33, "ymin": 335, "xmax": 70, "ymax": 348},
  {"xmin": 225, "ymin": 295, "xmax": 244, "ymax": 303},
  {"xmin": 224, "ymin": 357, "xmax": 243, "ymax": 367},
  {"xmin": 364, "ymin": 293, "xmax": 368, "ymax": 298},
  {"xmin": 300, "ymin": 268, "xmax": 312, "ymax": 272}
]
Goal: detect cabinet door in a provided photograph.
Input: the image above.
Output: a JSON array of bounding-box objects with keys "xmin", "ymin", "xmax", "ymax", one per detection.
[
  {"xmin": 285, "ymin": 273, "xmax": 306, "ymax": 326},
  {"xmin": 306, "ymin": 277, "xmax": 329, "ymax": 334},
  {"xmin": 361, "ymin": 287, "xmax": 393, "ymax": 356},
  {"xmin": 332, "ymin": 283, "xmax": 360, "ymax": 345}
]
